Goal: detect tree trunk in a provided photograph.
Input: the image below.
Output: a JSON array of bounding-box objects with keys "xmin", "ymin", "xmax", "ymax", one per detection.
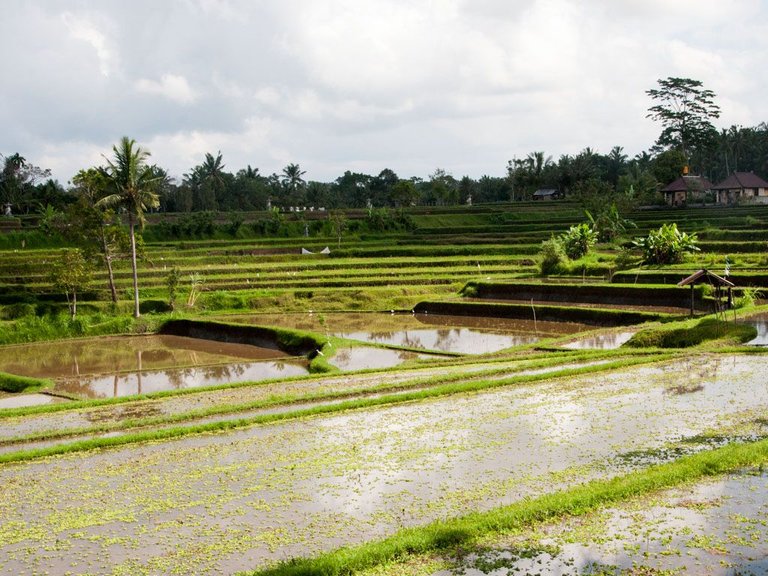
[
  {"xmin": 101, "ymin": 226, "xmax": 118, "ymax": 303},
  {"xmin": 129, "ymin": 215, "xmax": 140, "ymax": 318},
  {"xmin": 72, "ymin": 289, "xmax": 77, "ymax": 319}
]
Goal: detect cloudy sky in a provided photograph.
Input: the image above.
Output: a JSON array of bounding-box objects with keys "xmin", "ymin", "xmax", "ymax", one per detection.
[{"xmin": 2, "ymin": 0, "xmax": 767, "ymax": 185}]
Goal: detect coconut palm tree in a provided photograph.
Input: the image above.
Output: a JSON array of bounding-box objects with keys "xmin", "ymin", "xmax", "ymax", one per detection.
[
  {"xmin": 281, "ymin": 163, "xmax": 306, "ymax": 192},
  {"xmin": 97, "ymin": 137, "xmax": 160, "ymax": 318}
]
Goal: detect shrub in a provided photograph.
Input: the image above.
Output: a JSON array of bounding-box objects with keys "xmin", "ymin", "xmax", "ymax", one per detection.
[
  {"xmin": 735, "ymin": 287, "xmax": 762, "ymax": 309},
  {"xmin": 560, "ymin": 223, "xmax": 597, "ymax": 260},
  {"xmin": 632, "ymin": 223, "xmax": 699, "ymax": 264},
  {"xmin": 539, "ymin": 237, "xmax": 568, "ymax": 275}
]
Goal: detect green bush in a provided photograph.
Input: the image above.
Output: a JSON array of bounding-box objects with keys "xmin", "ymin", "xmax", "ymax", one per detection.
[
  {"xmin": 538, "ymin": 237, "xmax": 568, "ymax": 275},
  {"xmin": 560, "ymin": 223, "xmax": 597, "ymax": 259},
  {"xmin": 632, "ymin": 223, "xmax": 700, "ymax": 264},
  {"xmin": 735, "ymin": 287, "xmax": 762, "ymax": 309}
]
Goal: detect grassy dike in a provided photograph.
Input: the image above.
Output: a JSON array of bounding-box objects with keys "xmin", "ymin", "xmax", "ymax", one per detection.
[
  {"xmin": 625, "ymin": 316, "xmax": 757, "ymax": 348},
  {"xmin": 0, "ymin": 372, "xmax": 52, "ymax": 393},
  {"xmin": 242, "ymin": 438, "xmax": 768, "ymax": 576}
]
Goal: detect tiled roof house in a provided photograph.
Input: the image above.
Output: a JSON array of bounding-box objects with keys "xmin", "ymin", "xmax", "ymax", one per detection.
[{"xmin": 712, "ymin": 172, "xmax": 768, "ymax": 205}]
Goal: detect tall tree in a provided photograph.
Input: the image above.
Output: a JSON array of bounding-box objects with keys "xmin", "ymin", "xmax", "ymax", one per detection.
[
  {"xmin": 281, "ymin": 163, "xmax": 306, "ymax": 192},
  {"xmin": 70, "ymin": 168, "xmax": 127, "ymax": 303},
  {"xmin": 97, "ymin": 137, "xmax": 160, "ymax": 318},
  {"xmin": 50, "ymin": 249, "xmax": 92, "ymax": 320},
  {"xmin": 646, "ymin": 77, "xmax": 720, "ymax": 161}
]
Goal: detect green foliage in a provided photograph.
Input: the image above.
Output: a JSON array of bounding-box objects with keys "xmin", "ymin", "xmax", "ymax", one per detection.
[
  {"xmin": 166, "ymin": 267, "xmax": 180, "ymax": 310},
  {"xmin": 560, "ymin": 223, "xmax": 597, "ymax": 259},
  {"xmin": 624, "ymin": 317, "xmax": 756, "ymax": 348},
  {"xmin": 48, "ymin": 249, "xmax": 92, "ymax": 319},
  {"xmin": 646, "ymin": 77, "xmax": 721, "ymax": 157},
  {"xmin": 735, "ymin": 287, "xmax": 762, "ymax": 309},
  {"xmin": 0, "ymin": 312, "xmax": 139, "ymax": 345},
  {"xmin": 585, "ymin": 203, "xmax": 636, "ymax": 243},
  {"xmin": 632, "ymin": 223, "xmax": 700, "ymax": 264},
  {"xmin": 364, "ymin": 207, "xmax": 415, "ymax": 233},
  {"xmin": 538, "ymin": 237, "xmax": 567, "ymax": 275},
  {"xmin": 138, "ymin": 299, "xmax": 172, "ymax": 314}
]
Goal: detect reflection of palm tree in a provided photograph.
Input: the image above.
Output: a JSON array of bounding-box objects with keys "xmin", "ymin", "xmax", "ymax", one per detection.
[
  {"xmin": 136, "ymin": 349, "xmax": 143, "ymax": 395},
  {"xmin": 401, "ymin": 331, "xmax": 423, "ymax": 349}
]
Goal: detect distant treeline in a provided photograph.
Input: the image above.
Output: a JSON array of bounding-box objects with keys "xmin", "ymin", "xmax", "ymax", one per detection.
[{"xmin": 2, "ymin": 121, "xmax": 767, "ymax": 215}]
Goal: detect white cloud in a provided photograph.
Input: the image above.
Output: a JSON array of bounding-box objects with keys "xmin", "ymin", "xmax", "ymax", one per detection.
[
  {"xmin": 60, "ymin": 11, "xmax": 116, "ymax": 77},
  {"xmin": 135, "ymin": 74, "xmax": 198, "ymax": 105},
  {"xmin": 2, "ymin": 0, "xmax": 767, "ymax": 183}
]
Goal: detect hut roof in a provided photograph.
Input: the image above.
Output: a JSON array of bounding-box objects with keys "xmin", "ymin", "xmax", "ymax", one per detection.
[{"xmin": 677, "ymin": 269, "xmax": 734, "ymax": 287}]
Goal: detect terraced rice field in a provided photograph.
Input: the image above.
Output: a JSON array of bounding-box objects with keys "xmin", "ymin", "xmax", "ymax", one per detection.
[{"xmin": 3, "ymin": 203, "xmax": 768, "ymax": 575}]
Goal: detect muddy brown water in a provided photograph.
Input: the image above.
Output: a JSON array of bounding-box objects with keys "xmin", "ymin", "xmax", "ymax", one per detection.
[
  {"xmin": 224, "ymin": 312, "xmax": 590, "ymax": 353},
  {"xmin": 1, "ymin": 355, "xmax": 767, "ymax": 575},
  {"xmin": 0, "ymin": 334, "xmax": 308, "ymax": 399}
]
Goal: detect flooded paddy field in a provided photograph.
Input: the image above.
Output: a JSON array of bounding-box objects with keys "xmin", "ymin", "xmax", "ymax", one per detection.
[
  {"xmin": 0, "ymin": 354, "xmax": 611, "ymax": 452},
  {"xmin": 0, "ymin": 334, "xmax": 307, "ymax": 399},
  {"xmin": 442, "ymin": 468, "xmax": 768, "ymax": 575},
  {"xmin": 224, "ymin": 312, "xmax": 590, "ymax": 353},
  {"xmin": 1, "ymin": 353, "xmax": 767, "ymax": 575}
]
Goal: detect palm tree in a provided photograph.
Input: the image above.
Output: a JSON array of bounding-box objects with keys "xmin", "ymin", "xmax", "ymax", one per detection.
[
  {"xmin": 281, "ymin": 163, "xmax": 306, "ymax": 192},
  {"xmin": 97, "ymin": 137, "xmax": 160, "ymax": 318}
]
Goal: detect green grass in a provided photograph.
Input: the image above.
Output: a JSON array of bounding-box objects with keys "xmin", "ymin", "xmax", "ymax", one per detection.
[
  {"xmin": 0, "ymin": 372, "xmax": 52, "ymax": 393},
  {"xmin": 624, "ymin": 317, "xmax": 757, "ymax": 348},
  {"xmin": 242, "ymin": 437, "xmax": 768, "ymax": 576}
]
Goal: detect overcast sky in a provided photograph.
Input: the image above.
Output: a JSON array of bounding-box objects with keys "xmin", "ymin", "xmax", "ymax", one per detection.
[{"xmin": 2, "ymin": 0, "xmax": 766, "ymax": 185}]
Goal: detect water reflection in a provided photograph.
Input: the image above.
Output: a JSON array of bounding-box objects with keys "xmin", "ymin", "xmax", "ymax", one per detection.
[
  {"xmin": 0, "ymin": 393, "xmax": 64, "ymax": 409},
  {"xmin": 224, "ymin": 313, "xmax": 590, "ymax": 354},
  {"xmin": 54, "ymin": 360, "xmax": 309, "ymax": 399},
  {"xmin": 0, "ymin": 335, "xmax": 291, "ymax": 379},
  {"xmin": 742, "ymin": 312, "xmax": 768, "ymax": 345},
  {"xmin": 0, "ymin": 334, "xmax": 309, "ymax": 399},
  {"xmin": 331, "ymin": 348, "xmax": 422, "ymax": 371},
  {"xmin": 562, "ymin": 331, "xmax": 637, "ymax": 350}
]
